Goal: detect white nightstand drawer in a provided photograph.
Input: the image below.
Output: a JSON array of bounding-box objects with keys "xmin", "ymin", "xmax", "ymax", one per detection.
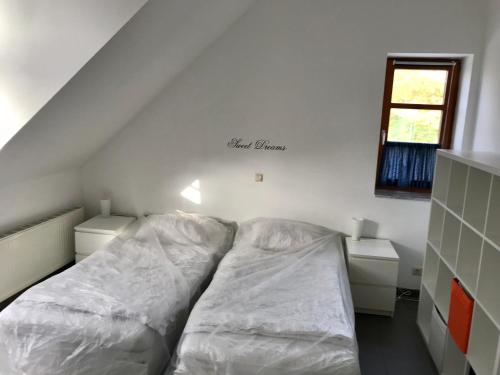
[
  {"xmin": 75, "ymin": 232, "xmax": 116, "ymax": 255},
  {"xmin": 348, "ymin": 256, "xmax": 398, "ymax": 286},
  {"xmin": 350, "ymin": 284, "xmax": 396, "ymax": 314}
]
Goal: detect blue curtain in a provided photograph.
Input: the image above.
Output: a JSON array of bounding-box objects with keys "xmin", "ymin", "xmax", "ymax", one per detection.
[{"xmin": 378, "ymin": 142, "xmax": 438, "ymax": 189}]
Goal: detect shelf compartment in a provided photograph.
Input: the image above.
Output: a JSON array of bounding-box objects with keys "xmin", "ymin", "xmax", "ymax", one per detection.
[
  {"xmin": 486, "ymin": 176, "xmax": 500, "ymax": 247},
  {"xmin": 464, "ymin": 167, "xmax": 492, "ymax": 233},
  {"xmin": 441, "ymin": 212, "xmax": 461, "ymax": 269},
  {"xmin": 442, "ymin": 333, "xmax": 469, "ymax": 375},
  {"xmin": 435, "ymin": 260, "xmax": 454, "ymax": 320},
  {"xmin": 429, "ymin": 201, "xmax": 445, "ymax": 251},
  {"xmin": 467, "ymin": 305, "xmax": 500, "ymax": 375},
  {"xmin": 476, "ymin": 242, "xmax": 500, "ymax": 328},
  {"xmin": 429, "ymin": 306, "xmax": 447, "ymax": 372},
  {"xmin": 422, "ymin": 244, "xmax": 440, "ymax": 297},
  {"xmin": 433, "ymin": 155, "xmax": 452, "ymax": 203},
  {"xmin": 456, "ymin": 225, "xmax": 483, "ymax": 294},
  {"xmin": 446, "ymin": 161, "xmax": 468, "ymax": 216},
  {"xmin": 417, "ymin": 284, "xmax": 434, "ymax": 343}
]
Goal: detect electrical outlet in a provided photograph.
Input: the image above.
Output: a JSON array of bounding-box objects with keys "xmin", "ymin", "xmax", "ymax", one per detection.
[
  {"xmin": 255, "ymin": 173, "xmax": 263, "ymax": 182},
  {"xmin": 412, "ymin": 267, "xmax": 423, "ymax": 276}
]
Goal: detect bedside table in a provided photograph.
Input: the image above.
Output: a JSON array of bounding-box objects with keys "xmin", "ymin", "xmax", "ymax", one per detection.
[
  {"xmin": 345, "ymin": 237, "xmax": 400, "ymax": 317},
  {"xmin": 74, "ymin": 215, "xmax": 136, "ymax": 262}
]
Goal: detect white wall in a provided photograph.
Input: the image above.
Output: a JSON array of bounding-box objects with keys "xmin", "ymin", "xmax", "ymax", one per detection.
[
  {"xmin": 0, "ymin": 169, "xmax": 82, "ymax": 234},
  {"xmin": 0, "ymin": 1, "xmax": 144, "ymax": 239},
  {"xmin": 473, "ymin": 0, "xmax": 500, "ymax": 151},
  {"xmin": 0, "ymin": 0, "xmax": 255, "ymax": 240},
  {"xmin": 0, "ymin": 0, "xmax": 256, "ymax": 187},
  {"xmin": 83, "ymin": 0, "xmax": 487, "ymax": 288},
  {"xmin": 0, "ymin": 1, "xmax": 144, "ymax": 241},
  {"xmin": 0, "ymin": 0, "xmax": 146, "ymax": 149}
]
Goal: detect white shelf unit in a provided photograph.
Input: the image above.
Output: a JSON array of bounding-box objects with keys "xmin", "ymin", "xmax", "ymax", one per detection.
[
  {"xmin": 418, "ymin": 284, "xmax": 434, "ymax": 342},
  {"xmin": 456, "ymin": 225, "xmax": 483, "ymax": 293},
  {"xmin": 440, "ymin": 211, "xmax": 461, "ymax": 269},
  {"xmin": 433, "ymin": 156, "xmax": 452, "ymax": 203},
  {"xmin": 422, "ymin": 244, "xmax": 440, "ymax": 297},
  {"xmin": 434, "ymin": 259, "xmax": 454, "ymax": 320},
  {"xmin": 442, "ymin": 333, "xmax": 469, "ymax": 375},
  {"xmin": 463, "ymin": 167, "xmax": 491, "ymax": 232},
  {"xmin": 429, "ymin": 201, "xmax": 446, "ymax": 250},
  {"xmin": 468, "ymin": 305, "xmax": 499, "ymax": 375},
  {"xmin": 486, "ymin": 176, "xmax": 500, "ymax": 248},
  {"xmin": 446, "ymin": 160, "xmax": 468, "ymax": 216},
  {"xmin": 418, "ymin": 150, "xmax": 500, "ymax": 375},
  {"xmin": 476, "ymin": 242, "xmax": 500, "ymax": 328}
]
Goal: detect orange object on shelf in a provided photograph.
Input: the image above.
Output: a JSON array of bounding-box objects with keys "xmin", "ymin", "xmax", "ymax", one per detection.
[{"xmin": 448, "ymin": 278, "xmax": 474, "ymax": 354}]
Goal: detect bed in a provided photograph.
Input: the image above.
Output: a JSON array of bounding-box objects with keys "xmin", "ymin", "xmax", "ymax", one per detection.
[
  {"xmin": 169, "ymin": 218, "xmax": 361, "ymax": 375},
  {"xmin": 0, "ymin": 211, "xmax": 235, "ymax": 375}
]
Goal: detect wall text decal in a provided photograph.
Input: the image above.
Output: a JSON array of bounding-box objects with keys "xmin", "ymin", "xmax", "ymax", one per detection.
[{"xmin": 227, "ymin": 138, "xmax": 287, "ymax": 151}]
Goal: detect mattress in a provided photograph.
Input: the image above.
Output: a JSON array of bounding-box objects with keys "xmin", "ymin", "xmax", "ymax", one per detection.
[
  {"xmin": 0, "ymin": 212, "xmax": 235, "ymax": 375},
  {"xmin": 173, "ymin": 332, "xmax": 358, "ymax": 375},
  {"xmin": 0, "ymin": 306, "xmax": 167, "ymax": 375},
  {"xmin": 169, "ymin": 218, "xmax": 361, "ymax": 375}
]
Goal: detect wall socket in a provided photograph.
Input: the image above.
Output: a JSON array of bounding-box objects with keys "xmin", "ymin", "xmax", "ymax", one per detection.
[
  {"xmin": 255, "ymin": 173, "xmax": 263, "ymax": 182},
  {"xmin": 412, "ymin": 267, "xmax": 423, "ymax": 276}
]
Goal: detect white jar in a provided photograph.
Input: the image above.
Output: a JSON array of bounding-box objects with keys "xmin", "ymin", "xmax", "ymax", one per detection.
[
  {"xmin": 100, "ymin": 199, "xmax": 111, "ymax": 217},
  {"xmin": 351, "ymin": 217, "xmax": 364, "ymax": 241}
]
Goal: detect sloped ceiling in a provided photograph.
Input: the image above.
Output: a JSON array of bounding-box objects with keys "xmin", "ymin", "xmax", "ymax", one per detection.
[
  {"xmin": 0, "ymin": 0, "xmax": 147, "ymax": 149},
  {"xmin": 0, "ymin": 0, "xmax": 256, "ymax": 188}
]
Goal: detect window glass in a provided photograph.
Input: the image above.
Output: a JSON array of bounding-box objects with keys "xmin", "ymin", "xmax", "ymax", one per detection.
[
  {"xmin": 391, "ymin": 69, "xmax": 448, "ymax": 105},
  {"xmin": 387, "ymin": 108, "xmax": 442, "ymax": 144}
]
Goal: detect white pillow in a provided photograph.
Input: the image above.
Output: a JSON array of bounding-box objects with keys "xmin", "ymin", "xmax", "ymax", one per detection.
[
  {"xmin": 237, "ymin": 218, "xmax": 332, "ymax": 251},
  {"xmin": 145, "ymin": 211, "xmax": 233, "ymax": 251}
]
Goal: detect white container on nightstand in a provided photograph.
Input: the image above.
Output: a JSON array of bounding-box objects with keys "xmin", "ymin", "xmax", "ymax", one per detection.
[
  {"xmin": 74, "ymin": 215, "xmax": 135, "ymax": 262},
  {"xmin": 345, "ymin": 237, "xmax": 400, "ymax": 317}
]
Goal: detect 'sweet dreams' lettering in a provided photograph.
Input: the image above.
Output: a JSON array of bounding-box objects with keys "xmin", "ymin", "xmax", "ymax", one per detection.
[{"xmin": 227, "ymin": 138, "xmax": 287, "ymax": 151}]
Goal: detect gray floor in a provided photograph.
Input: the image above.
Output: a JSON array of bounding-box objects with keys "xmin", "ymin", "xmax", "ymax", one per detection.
[{"xmin": 356, "ymin": 299, "xmax": 438, "ymax": 375}]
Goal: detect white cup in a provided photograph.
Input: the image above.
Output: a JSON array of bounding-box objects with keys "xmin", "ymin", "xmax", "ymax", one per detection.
[
  {"xmin": 352, "ymin": 217, "xmax": 364, "ymax": 241},
  {"xmin": 100, "ymin": 199, "xmax": 111, "ymax": 217}
]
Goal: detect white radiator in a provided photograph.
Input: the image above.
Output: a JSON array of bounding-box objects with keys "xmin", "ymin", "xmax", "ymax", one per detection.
[{"xmin": 0, "ymin": 207, "xmax": 84, "ymax": 301}]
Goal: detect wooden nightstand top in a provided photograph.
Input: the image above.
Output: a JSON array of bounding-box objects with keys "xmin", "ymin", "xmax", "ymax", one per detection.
[
  {"xmin": 346, "ymin": 237, "xmax": 399, "ymax": 261},
  {"xmin": 74, "ymin": 215, "xmax": 135, "ymax": 235}
]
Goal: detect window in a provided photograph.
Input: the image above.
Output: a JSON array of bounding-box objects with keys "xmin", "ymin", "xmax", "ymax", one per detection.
[{"xmin": 375, "ymin": 57, "xmax": 461, "ymax": 198}]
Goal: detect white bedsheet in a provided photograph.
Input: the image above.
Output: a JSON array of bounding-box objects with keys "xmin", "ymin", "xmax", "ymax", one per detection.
[
  {"xmin": 0, "ymin": 213, "xmax": 234, "ymax": 375},
  {"xmin": 170, "ymin": 218, "xmax": 360, "ymax": 375}
]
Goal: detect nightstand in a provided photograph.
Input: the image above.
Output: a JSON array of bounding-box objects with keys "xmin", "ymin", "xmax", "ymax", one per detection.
[
  {"xmin": 74, "ymin": 215, "xmax": 136, "ymax": 262},
  {"xmin": 345, "ymin": 237, "xmax": 400, "ymax": 317}
]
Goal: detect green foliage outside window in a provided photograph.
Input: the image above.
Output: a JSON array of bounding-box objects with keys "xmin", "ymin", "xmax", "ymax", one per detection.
[{"xmin": 387, "ymin": 69, "xmax": 448, "ymax": 144}]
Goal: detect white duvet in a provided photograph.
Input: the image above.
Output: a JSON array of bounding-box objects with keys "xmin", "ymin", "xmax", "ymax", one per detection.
[
  {"xmin": 0, "ymin": 212, "xmax": 234, "ymax": 375},
  {"xmin": 171, "ymin": 218, "xmax": 360, "ymax": 375}
]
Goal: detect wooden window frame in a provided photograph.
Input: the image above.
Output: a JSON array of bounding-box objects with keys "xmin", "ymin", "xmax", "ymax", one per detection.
[{"xmin": 375, "ymin": 57, "xmax": 461, "ymax": 195}]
